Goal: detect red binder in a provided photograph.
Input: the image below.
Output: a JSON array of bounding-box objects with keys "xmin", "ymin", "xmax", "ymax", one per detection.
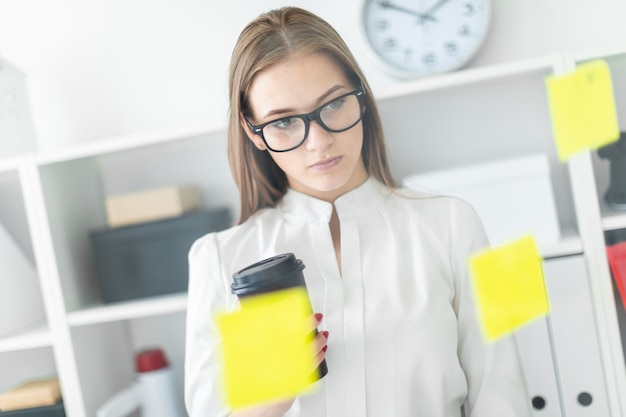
[{"xmin": 607, "ymin": 241, "xmax": 626, "ymax": 310}]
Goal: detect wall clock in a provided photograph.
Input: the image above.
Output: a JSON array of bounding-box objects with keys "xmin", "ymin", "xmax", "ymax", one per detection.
[{"xmin": 362, "ymin": 0, "xmax": 491, "ymax": 79}]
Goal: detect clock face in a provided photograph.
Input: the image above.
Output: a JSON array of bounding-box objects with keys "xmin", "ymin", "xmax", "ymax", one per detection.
[{"xmin": 362, "ymin": 0, "xmax": 491, "ymax": 78}]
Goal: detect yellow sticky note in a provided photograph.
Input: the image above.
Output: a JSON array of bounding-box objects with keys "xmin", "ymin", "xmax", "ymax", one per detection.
[
  {"xmin": 546, "ymin": 59, "xmax": 620, "ymax": 161},
  {"xmin": 217, "ymin": 287, "xmax": 317, "ymax": 409},
  {"xmin": 469, "ymin": 235, "xmax": 550, "ymax": 342}
]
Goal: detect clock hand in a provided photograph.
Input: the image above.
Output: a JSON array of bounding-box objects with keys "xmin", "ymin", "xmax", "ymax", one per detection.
[
  {"xmin": 420, "ymin": 0, "xmax": 452, "ymax": 20},
  {"xmin": 378, "ymin": 1, "xmax": 437, "ymax": 22}
]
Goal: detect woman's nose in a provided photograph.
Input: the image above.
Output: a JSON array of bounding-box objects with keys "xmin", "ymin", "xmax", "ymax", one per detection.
[{"xmin": 305, "ymin": 121, "xmax": 333, "ymax": 151}]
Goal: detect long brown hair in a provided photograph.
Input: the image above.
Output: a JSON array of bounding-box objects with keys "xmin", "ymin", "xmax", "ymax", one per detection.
[{"xmin": 228, "ymin": 7, "xmax": 397, "ymax": 224}]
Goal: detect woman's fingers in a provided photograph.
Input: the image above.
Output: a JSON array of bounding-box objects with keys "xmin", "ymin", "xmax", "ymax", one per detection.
[
  {"xmin": 312, "ymin": 329, "xmax": 328, "ymax": 368},
  {"xmin": 311, "ymin": 312, "xmax": 328, "ymax": 368},
  {"xmin": 313, "ymin": 312, "xmax": 323, "ymax": 328},
  {"xmin": 313, "ymin": 330, "xmax": 328, "ymax": 353}
]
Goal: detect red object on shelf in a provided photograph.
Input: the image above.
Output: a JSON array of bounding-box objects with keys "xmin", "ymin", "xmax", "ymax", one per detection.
[
  {"xmin": 135, "ymin": 348, "xmax": 169, "ymax": 373},
  {"xmin": 607, "ymin": 241, "xmax": 626, "ymax": 310}
]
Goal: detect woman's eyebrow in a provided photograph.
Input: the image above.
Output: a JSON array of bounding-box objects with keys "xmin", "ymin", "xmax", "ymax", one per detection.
[
  {"xmin": 262, "ymin": 84, "xmax": 347, "ymax": 119},
  {"xmin": 316, "ymin": 84, "xmax": 345, "ymax": 104}
]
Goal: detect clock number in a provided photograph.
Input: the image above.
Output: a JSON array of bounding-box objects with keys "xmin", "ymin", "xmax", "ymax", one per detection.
[
  {"xmin": 383, "ymin": 38, "xmax": 397, "ymax": 50},
  {"xmin": 404, "ymin": 49, "xmax": 413, "ymax": 64},
  {"xmin": 458, "ymin": 25, "xmax": 470, "ymax": 36},
  {"xmin": 463, "ymin": 3, "xmax": 475, "ymax": 15},
  {"xmin": 422, "ymin": 53, "xmax": 436, "ymax": 66},
  {"xmin": 445, "ymin": 42, "xmax": 458, "ymax": 55},
  {"xmin": 375, "ymin": 19, "xmax": 389, "ymax": 31}
]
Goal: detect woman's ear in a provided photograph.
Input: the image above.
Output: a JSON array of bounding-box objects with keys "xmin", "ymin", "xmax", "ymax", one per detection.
[{"xmin": 240, "ymin": 113, "xmax": 267, "ymax": 151}]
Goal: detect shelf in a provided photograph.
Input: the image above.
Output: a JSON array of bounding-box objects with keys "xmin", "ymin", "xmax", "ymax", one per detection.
[
  {"xmin": 0, "ymin": 154, "xmax": 24, "ymax": 174},
  {"xmin": 573, "ymin": 45, "xmax": 626, "ymax": 62},
  {"xmin": 539, "ymin": 228, "xmax": 583, "ymax": 259},
  {"xmin": 36, "ymin": 123, "xmax": 224, "ymax": 166},
  {"xmin": 0, "ymin": 322, "xmax": 52, "ymax": 353},
  {"xmin": 600, "ymin": 199, "xmax": 626, "ymax": 232},
  {"xmin": 67, "ymin": 293, "xmax": 188, "ymax": 327},
  {"xmin": 374, "ymin": 54, "xmax": 557, "ymax": 101}
]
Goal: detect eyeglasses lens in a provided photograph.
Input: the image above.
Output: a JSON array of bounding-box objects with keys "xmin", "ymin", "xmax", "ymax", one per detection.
[{"xmin": 262, "ymin": 93, "xmax": 362, "ymax": 151}]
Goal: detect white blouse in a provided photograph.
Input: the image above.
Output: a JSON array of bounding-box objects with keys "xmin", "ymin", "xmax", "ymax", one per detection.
[{"xmin": 185, "ymin": 178, "xmax": 532, "ymax": 417}]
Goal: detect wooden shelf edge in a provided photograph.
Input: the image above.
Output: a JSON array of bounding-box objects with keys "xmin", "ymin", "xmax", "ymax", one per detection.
[{"xmin": 67, "ymin": 293, "xmax": 188, "ymax": 327}]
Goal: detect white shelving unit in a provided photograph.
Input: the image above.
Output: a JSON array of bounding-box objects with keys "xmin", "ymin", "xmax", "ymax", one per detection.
[
  {"xmin": 0, "ymin": 156, "xmax": 55, "ymax": 395},
  {"xmin": 2, "ymin": 48, "xmax": 626, "ymax": 416},
  {"xmin": 576, "ymin": 48, "xmax": 626, "ymax": 417}
]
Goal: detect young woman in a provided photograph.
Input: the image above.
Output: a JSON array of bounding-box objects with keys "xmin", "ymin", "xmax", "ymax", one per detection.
[{"xmin": 185, "ymin": 6, "xmax": 532, "ymax": 417}]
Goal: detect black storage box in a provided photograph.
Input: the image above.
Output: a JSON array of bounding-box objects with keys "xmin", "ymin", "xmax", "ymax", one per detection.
[
  {"xmin": 90, "ymin": 208, "xmax": 231, "ymax": 303},
  {"xmin": 0, "ymin": 402, "xmax": 65, "ymax": 417}
]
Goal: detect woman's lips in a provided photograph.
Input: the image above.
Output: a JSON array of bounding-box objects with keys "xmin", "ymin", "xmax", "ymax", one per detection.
[{"xmin": 309, "ymin": 156, "xmax": 342, "ymax": 171}]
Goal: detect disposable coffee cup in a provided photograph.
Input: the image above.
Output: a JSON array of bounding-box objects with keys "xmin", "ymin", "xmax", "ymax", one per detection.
[{"xmin": 231, "ymin": 253, "xmax": 328, "ymax": 379}]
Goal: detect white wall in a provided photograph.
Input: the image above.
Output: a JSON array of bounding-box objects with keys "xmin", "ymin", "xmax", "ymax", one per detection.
[{"xmin": 0, "ymin": 0, "xmax": 625, "ymax": 151}]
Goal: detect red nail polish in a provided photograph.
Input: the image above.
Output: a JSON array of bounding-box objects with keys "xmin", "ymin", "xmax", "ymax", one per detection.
[
  {"xmin": 315, "ymin": 313, "xmax": 323, "ymax": 322},
  {"xmin": 322, "ymin": 331, "xmax": 329, "ymax": 338},
  {"xmin": 322, "ymin": 345, "xmax": 328, "ymax": 352}
]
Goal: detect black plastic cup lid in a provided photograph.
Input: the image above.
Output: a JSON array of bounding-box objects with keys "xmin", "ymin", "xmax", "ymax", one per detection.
[{"xmin": 231, "ymin": 253, "xmax": 305, "ymax": 295}]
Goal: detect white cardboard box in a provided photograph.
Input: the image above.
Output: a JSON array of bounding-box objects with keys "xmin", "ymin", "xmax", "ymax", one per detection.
[{"xmin": 402, "ymin": 154, "xmax": 561, "ymax": 247}]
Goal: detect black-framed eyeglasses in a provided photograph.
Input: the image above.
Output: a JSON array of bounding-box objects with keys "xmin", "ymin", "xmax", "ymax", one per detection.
[{"xmin": 244, "ymin": 84, "xmax": 366, "ymax": 152}]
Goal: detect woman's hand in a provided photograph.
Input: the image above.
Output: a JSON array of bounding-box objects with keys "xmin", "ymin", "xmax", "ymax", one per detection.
[
  {"xmin": 312, "ymin": 312, "xmax": 329, "ymax": 370},
  {"xmin": 230, "ymin": 313, "xmax": 328, "ymax": 417}
]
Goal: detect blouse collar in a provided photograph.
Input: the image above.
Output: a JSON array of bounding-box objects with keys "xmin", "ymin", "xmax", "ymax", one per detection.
[{"xmin": 278, "ymin": 177, "xmax": 391, "ymax": 223}]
